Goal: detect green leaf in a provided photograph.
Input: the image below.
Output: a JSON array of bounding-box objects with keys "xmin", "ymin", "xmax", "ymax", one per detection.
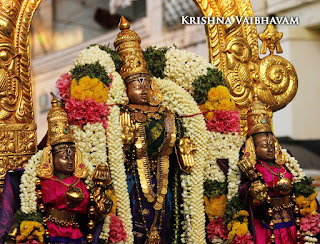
[
  {"xmin": 142, "ymin": 46, "xmax": 169, "ymax": 78},
  {"xmin": 71, "ymin": 62, "xmax": 112, "ymax": 86},
  {"xmin": 204, "ymin": 179, "xmax": 227, "ymax": 198},
  {"xmin": 13, "ymin": 209, "xmax": 43, "ymax": 227},
  {"xmin": 293, "ymin": 176, "xmax": 316, "ymax": 198},
  {"xmin": 224, "ymin": 196, "xmax": 246, "ymax": 223}
]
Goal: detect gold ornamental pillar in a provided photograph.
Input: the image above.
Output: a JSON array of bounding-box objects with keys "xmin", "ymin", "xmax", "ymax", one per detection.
[{"xmin": 0, "ymin": 0, "xmax": 42, "ymax": 191}]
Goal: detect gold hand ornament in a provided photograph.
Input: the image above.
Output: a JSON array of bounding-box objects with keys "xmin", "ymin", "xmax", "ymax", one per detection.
[{"xmin": 176, "ymin": 137, "xmax": 196, "ymax": 172}]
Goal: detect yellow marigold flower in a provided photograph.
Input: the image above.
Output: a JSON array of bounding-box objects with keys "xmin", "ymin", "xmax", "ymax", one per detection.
[
  {"xmin": 106, "ymin": 189, "xmax": 117, "ymax": 216},
  {"xmin": 227, "ymin": 221, "xmax": 249, "ymax": 242},
  {"xmin": 216, "ymin": 85, "xmax": 231, "ymax": 98},
  {"xmin": 89, "ymin": 77, "xmax": 99, "ymax": 87},
  {"xmin": 237, "ymin": 210, "xmax": 249, "ymax": 217},
  {"xmin": 301, "ymin": 199, "xmax": 317, "ymax": 216},
  {"xmin": 71, "ymin": 86, "xmax": 84, "ymax": 100},
  {"xmin": 79, "ymin": 75, "xmax": 91, "ymax": 88},
  {"xmin": 205, "ymin": 111, "xmax": 215, "ymax": 121},
  {"xmin": 227, "ymin": 220, "xmax": 236, "ymax": 231},
  {"xmin": 218, "ymin": 98, "xmax": 235, "ymax": 111},
  {"xmin": 204, "ymin": 101, "xmax": 215, "ymax": 111},
  {"xmin": 208, "ymin": 87, "xmax": 220, "ymax": 102},
  {"xmin": 204, "ymin": 195, "xmax": 227, "ymax": 221},
  {"xmin": 16, "ymin": 221, "xmax": 45, "ymax": 243},
  {"xmin": 199, "ymin": 104, "xmax": 207, "ymax": 112},
  {"xmin": 228, "ymin": 229, "xmax": 237, "ymax": 242}
]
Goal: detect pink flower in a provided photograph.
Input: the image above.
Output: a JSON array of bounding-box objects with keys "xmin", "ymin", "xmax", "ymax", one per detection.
[
  {"xmin": 207, "ymin": 218, "xmax": 228, "ymax": 241},
  {"xmin": 108, "ymin": 214, "xmax": 127, "ymax": 243},
  {"xmin": 64, "ymin": 97, "xmax": 110, "ymax": 129},
  {"xmin": 56, "ymin": 73, "xmax": 71, "ymax": 100},
  {"xmin": 234, "ymin": 233, "xmax": 254, "ymax": 244},
  {"xmin": 300, "ymin": 213, "xmax": 320, "ymax": 235},
  {"xmin": 206, "ymin": 110, "xmax": 240, "ymax": 133}
]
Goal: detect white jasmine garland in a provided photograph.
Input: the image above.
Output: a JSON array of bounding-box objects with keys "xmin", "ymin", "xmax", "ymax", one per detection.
[
  {"xmin": 71, "ymin": 123, "xmax": 107, "ymax": 186},
  {"xmin": 282, "ymin": 148, "xmax": 305, "ymax": 183},
  {"xmin": 20, "ymin": 150, "xmax": 43, "ymax": 214},
  {"xmin": 164, "ymin": 48, "xmax": 213, "ymax": 94},
  {"xmin": 99, "ymin": 215, "xmax": 111, "ymax": 240},
  {"xmin": 205, "ymin": 131, "xmax": 244, "ymax": 200},
  {"xmin": 108, "ymin": 71, "xmax": 128, "ymax": 105},
  {"xmin": 73, "ymin": 45, "xmax": 116, "ymax": 74},
  {"xmin": 106, "ymin": 104, "xmax": 133, "ymax": 243},
  {"xmin": 154, "ymin": 77, "xmax": 207, "ymax": 243}
]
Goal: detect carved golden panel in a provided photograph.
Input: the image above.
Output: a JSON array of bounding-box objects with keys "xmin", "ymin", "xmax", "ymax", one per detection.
[
  {"xmin": 193, "ymin": 0, "xmax": 298, "ymax": 135},
  {"xmin": 0, "ymin": 0, "xmax": 42, "ymax": 189}
]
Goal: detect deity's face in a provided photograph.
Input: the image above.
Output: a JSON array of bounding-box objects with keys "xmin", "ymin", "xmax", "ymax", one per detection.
[
  {"xmin": 253, "ymin": 133, "xmax": 275, "ymax": 162},
  {"xmin": 52, "ymin": 143, "xmax": 76, "ymax": 179},
  {"xmin": 126, "ymin": 74, "xmax": 151, "ymax": 105}
]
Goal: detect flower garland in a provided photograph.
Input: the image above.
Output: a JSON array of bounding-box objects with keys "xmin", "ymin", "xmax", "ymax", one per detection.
[
  {"xmin": 72, "ymin": 45, "xmax": 116, "ymax": 74},
  {"xmin": 164, "ymin": 47, "xmax": 213, "ymax": 94},
  {"xmin": 19, "ymin": 150, "xmax": 43, "ymax": 214},
  {"xmin": 153, "ymin": 77, "xmax": 208, "ymax": 243},
  {"xmin": 104, "ymin": 66, "xmax": 133, "ymax": 242},
  {"xmin": 70, "ymin": 123, "xmax": 107, "ymax": 186},
  {"xmin": 282, "ymin": 148, "xmax": 305, "ymax": 182}
]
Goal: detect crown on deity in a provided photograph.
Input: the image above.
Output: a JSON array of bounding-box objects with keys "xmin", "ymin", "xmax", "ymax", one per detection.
[
  {"xmin": 247, "ymin": 98, "xmax": 272, "ymax": 136},
  {"xmin": 47, "ymin": 97, "xmax": 73, "ymax": 146},
  {"xmin": 114, "ymin": 16, "xmax": 150, "ymax": 82}
]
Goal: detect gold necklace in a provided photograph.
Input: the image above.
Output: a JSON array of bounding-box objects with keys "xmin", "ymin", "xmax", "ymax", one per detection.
[
  {"xmin": 50, "ymin": 176, "xmax": 84, "ymax": 206},
  {"xmin": 260, "ymin": 162, "xmax": 292, "ymax": 195}
]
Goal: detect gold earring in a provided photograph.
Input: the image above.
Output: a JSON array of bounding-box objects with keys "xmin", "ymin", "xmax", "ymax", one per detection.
[
  {"xmin": 74, "ymin": 147, "xmax": 89, "ymax": 179},
  {"xmin": 37, "ymin": 146, "xmax": 54, "ymax": 179},
  {"xmin": 274, "ymin": 136, "xmax": 286, "ymax": 165},
  {"xmin": 148, "ymin": 80, "xmax": 162, "ymax": 106}
]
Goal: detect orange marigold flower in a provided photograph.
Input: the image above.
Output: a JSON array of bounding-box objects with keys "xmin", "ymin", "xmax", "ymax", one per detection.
[{"xmin": 204, "ymin": 195, "xmax": 227, "ymax": 221}]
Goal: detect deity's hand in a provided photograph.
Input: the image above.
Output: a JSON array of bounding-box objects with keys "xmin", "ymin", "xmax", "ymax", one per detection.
[
  {"xmin": 176, "ymin": 137, "xmax": 196, "ymax": 172},
  {"xmin": 91, "ymin": 163, "xmax": 113, "ymax": 220},
  {"xmin": 249, "ymin": 180, "xmax": 268, "ymax": 207},
  {"xmin": 121, "ymin": 111, "xmax": 135, "ymax": 147},
  {"xmin": 92, "ymin": 185, "xmax": 113, "ymax": 217}
]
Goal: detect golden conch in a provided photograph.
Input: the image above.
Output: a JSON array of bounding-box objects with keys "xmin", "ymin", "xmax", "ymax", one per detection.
[{"xmin": 193, "ymin": 0, "xmax": 298, "ymax": 135}]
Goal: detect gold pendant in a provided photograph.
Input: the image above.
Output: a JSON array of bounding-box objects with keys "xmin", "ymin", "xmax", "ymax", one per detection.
[
  {"xmin": 275, "ymin": 176, "xmax": 292, "ymax": 195},
  {"xmin": 147, "ymin": 230, "xmax": 161, "ymax": 244},
  {"xmin": 66, "ymin": 186, "xmax": 84, "ymax": 202}
]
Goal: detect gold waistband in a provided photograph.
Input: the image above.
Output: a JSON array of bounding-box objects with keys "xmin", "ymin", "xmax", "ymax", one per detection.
[
  {"xmin": 45, "ymin": 208, "xmax": 79, "ymax": 228},
  {"xmin": 271, "ymin": 195, "xmax": 293, "ymax": 211}
]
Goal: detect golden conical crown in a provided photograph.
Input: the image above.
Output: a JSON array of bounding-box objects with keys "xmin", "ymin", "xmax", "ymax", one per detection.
[
  {"xmin": 47, "ymin": 98, "xmax": 73, "ymax": 146},
  {"xmin": 114, "ymin": 16, "xmax": 149, "ymax": 81},
  {"xmin": 247, "ymin": 99, "xmax": 272, "ymax": 136}
]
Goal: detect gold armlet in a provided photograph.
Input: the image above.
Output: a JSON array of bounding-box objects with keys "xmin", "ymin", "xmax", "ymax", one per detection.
[
  {"xmin": 249, "ymin": 180, "xmax": 268, "ymax": 207},
  {"xmin": 176, "ymin": 137, "xmax": 196, "ymax": 173}
]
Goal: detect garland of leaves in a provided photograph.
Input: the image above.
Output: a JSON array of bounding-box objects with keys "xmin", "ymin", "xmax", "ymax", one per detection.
[
  {"xmin": 293, "ymin": 176, "xmax": 315, "ymax": 197},
  {"xmin": 142, "ymin": 46, "xmax": 169, "ymax": 78},
  {"xmin": 204, "ymin": 179, "xmax": 228, "ymax": 199}
]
